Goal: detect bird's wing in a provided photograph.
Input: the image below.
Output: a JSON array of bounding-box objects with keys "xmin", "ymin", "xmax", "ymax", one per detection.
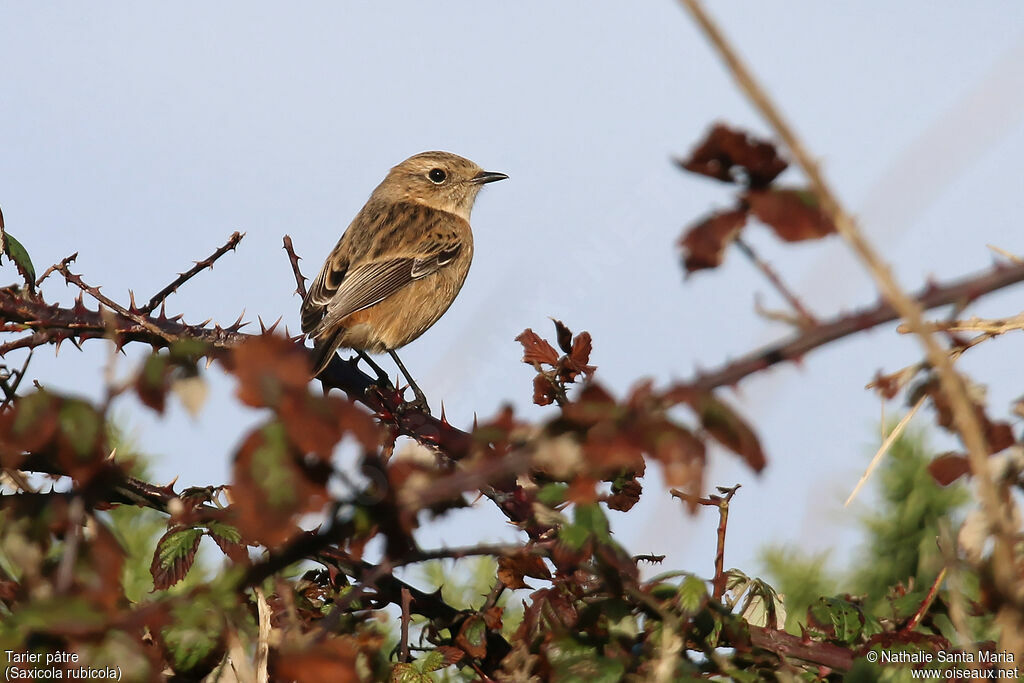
[{"xmin": 309, "ymin": 236, "xmax": 463, "ymax": 339}]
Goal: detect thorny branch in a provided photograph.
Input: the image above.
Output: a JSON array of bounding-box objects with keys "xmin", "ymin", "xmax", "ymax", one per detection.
[
  {"xmin": 681, "ymin": 0, "xmax": 1023, "ymax": 656},
  {"xmin": 671, "ymin": 484, "xmax": 740, "ymax": 600},
  {"xmin": 684, "ymin": 260, "xmax": 1024, "ymax": 392},
  {"xmin": 140, "ymin": 231, "xmax": 244, "ymax": 314}
]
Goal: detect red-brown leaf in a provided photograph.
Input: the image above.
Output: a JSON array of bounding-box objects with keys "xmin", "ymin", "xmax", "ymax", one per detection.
[
  {"xmin": 552, "ymin": 318, "xmax": 573, "ymax": 354},
  {"xmin": 231, "ymin": 333, "xmax": 311, "ymax": 408},
  {"xmin": 680, "ymin": 209, "xmax": 748, "ymax": 272},
  {"xmin": 515, "ymin": 329, "xmax": 559, "ymax": 367},
  {"xmin": 928, "ymin": 453, "xmax": 972, "ymax": 486},
  {"xmin": 745, "ymin": 188, "xmax": 836, "ymax": 242},
  {"xmin": 532, "ymin": 375, "xmax": 557, "ymax": 407},
  {"xmin": 678, "ymin": 124, "xmax": 788, "ymax": 187},
  {"xmin": 692, "ymin": 392, "xmax": 766, "ymax": 472}
]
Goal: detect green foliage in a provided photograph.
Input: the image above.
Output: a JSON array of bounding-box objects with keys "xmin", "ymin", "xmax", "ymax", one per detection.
[{"xmin": 761, "ymin": 427, "xmax": 970, "ymax": 633}]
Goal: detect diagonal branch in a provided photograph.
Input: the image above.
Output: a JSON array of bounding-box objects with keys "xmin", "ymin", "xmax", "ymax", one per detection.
[
  {"xmin": 681, "ymin": 0, "xmax": 1022, "ymax": 653},
  {"xmin": 684, "ymin": 260, "xmax": 1024, "ymax": 392},
  {"xmin": 140, "ymin": 231, "xmax": 244, "ymax": 314}
]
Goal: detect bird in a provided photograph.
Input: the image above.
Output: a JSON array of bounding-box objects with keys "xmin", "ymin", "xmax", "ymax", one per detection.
[{"xmin": 300, "ymin": 151, "xmax": 507, "ymax": 412}]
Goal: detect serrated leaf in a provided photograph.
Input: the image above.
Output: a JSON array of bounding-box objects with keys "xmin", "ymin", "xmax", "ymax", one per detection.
[
  {"xmin": 678, "ymin": 575, "xmax": 708, "ymax": 614},
  {"xmin": 418, "ymin": 650, "xmax": 445, "ymax": 672},
  {"xmin": 807, "ymin": 597, "xmax": 865, "ymax": 643},
  {"xmin": 515, "ymin": 328, "xmax": 559, "ymax": 367},
  {"xmin": 390, "ymin": 662, "xmax": 429, "ymax": 682},
  {"xmin": 456, "ymin": 615, "xmax": 487, "ymax": 659},
  {"xmin": 151, "ymin": 527, "xmax": 203, "ymax": 590}
]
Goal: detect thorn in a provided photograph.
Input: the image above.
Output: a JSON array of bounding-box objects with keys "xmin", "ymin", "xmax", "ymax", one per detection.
[
  {"xmin": 128, "ymin": 290, "xmax": 137, "ymax": 311},
  {"xmin": 197, "ymin": 318, "xmax": 212, "ymax": 327},
  {"xmin": 158, "ymin": 302, "xmax": 168, "ymax": 320},
  {"xmin": 439, "ymin": 401, "xmax": 449, "ymax": 427},
  {"xmin": 258, "ymin": 316, "xmax": 267, "ymax": 333},
  {"xmin": 472, "ymin": 413, "xmax": 479, "ymax": 430},
  {"xmin": 267, "ymin": 316, "xmax": 282, "ymax": 334},
  {"xmin": 205, "ymin": 357, "xmax": 214, "ymax": 370},
  {"xmin": 106, "ymin": 448, "xmax": 117, "ymax": 462}
]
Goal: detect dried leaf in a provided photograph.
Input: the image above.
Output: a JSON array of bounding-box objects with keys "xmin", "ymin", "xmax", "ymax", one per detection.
[
  {"xmin": 928, "ymin": 452, "xmax": 971, "ymax": 486},
  {"xmin": 693, "ymin": 392, "xmax": 766, "ymax": 472},
  {"xmin": 680, "ymin": 209, "xmax": 748, "ymax": 272},
  {"xmin": 498, "ymin": 553, "xmax": 552, "ymax": 590},
  {"xmin": 678, "ymin": 123, "xmax": 788, "ymax": 187},
  {"xmin": 552, "ymin": 318, "xmax": 573, "ymax": 354},
  {"xmin": 231, "ymin": 333, "xmax": 310, "ymax": 408},
  {"xmin": 515, "ymin": 329, "xmax": 559, "ymax": 367},
  {"xmin": 745, "ymin": 188, "xmax": 836, "ymax": 242}
]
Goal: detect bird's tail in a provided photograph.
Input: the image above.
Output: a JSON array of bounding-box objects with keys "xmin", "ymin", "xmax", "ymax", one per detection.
[{"xmin": 308, "ymin": 329, "xmax": 344, "ymax": 377}]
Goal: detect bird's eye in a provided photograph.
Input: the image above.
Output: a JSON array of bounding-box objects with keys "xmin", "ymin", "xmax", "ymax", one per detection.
[{"xmin": 428, "ymin": 168, "xmax": 447, "ymax": 184}]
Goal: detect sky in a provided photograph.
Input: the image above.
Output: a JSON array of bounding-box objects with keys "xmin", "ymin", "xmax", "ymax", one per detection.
[{"xmin": 2, "ymin": 2, "xmax": 1023, "ymax": 587}]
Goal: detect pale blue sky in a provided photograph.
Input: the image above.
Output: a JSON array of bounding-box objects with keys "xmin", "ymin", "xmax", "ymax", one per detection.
[{"xmin": 2, "ymin": 2, "xmax": 1023, "ymax": 582}]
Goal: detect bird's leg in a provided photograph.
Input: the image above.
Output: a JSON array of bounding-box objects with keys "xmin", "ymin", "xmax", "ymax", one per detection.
[
  {"xmin": 387, "ymin": 349, "xmax": 430, "ymax": 413},
  {"xmin": 355, "ymin": 351, "xmax": 393, "ymax": 387}
]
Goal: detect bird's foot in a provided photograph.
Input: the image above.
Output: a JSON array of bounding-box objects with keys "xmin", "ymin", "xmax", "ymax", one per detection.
[{"xmin": 397, "ymin": 389, "xmax": 430, "ymax": 416}]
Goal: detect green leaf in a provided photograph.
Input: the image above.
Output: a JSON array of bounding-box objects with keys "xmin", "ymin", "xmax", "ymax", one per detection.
[
  {"xmin": 807, "ymin": 597, "xmax": 865, "ymax": 643},
  {"xmin": 2, "ymin": 231, "xmax": 36, "ymax": 289},
  {"xmin": 151, "ymin": 527, "xmax": 203, "ymax": 590},
  {"xmin": 573, "ymin": 503, "xmax": 610, "ymax": 539},
  {"xmin": 678, "ymin": 574, "xmax": 709, "ymax": 614},
  {"xmin": 58, "ymin": 399, "xmax": 102, "ymax": 459},
  {"xmin": 418, "ymin": 650, "xmax": 445, "ymax": 672},
  {"xmin": 389, "ymin": 663, "xmax": 429, "ymax": 682},
  {"xmin": 546, "ymin": 637, "xmax": 625, "ymax": 683},
  {"xmin": 537, "ymin": 482, "xmax": 568, "ymax": 507}
]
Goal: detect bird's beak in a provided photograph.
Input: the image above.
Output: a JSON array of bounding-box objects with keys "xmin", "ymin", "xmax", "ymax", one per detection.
[{"xmin": 470, "ymin": 170, "xmax": 509, "ymax": 184}]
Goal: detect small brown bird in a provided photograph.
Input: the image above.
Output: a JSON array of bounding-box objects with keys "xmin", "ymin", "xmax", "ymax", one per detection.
[{"xmin": 301, "ymin": 151, "xmax": 507, "ymax": 410}]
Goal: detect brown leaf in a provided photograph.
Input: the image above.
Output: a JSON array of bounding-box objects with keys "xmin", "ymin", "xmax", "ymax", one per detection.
[
  {"xmin": 928, "ymin": 453, "xmax": 972, "ymax": 486},
  {"xmin": 606, "ymin": 476, "xmax": 643, "ymax": 512},
  {"xmin": 985, "ymin": 421, "xmax": 1015, "ymax": 454},
  {"xmin": 515, "ymin": 329, "xmax": 559, "ymax": 367},
  {"xmin": 692, "ymin": 392, "xmax": 766, "ymax": 472},
  {"xmin": 498, "ymin": 553, "xmax": 552, "ymax": 590},
  {"xmin": 230, "ymin": 333, "xmax": 311, "ymax": 408},
  {"xmin": 532, "ymin": 375, "xmax": 557, "ymax": 407},
  {"xmin": 680, "ymin": 208, "xmax": 748, "ymax": 272},
  {"xmin": 745, "ymin": 187, "xmax": 836, "ymax": 242},
  {"xmin": 231, "ymin": 421, "xmax": 327, "ymax": 546},
  {"xmin": 552, "ymin": 318, "xmax": 573, "ymax": 354},
  {"xmin": 678, "ymin": 123, "xmax": 788, "ymax": 187},
  {"xmin": 273, "ymin": 637, "xmax": 364, "ymax": 683}
]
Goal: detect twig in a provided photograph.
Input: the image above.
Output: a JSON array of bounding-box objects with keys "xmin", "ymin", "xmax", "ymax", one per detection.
[
  {"xmin": 671, "ymin": 484, "xmax": 740, "ymax": 599},
  {"xmin": 682, "ymin": 232, "xmax": 1024, "ymax": 393},
  {"xmin": 140, "ymin": 231, "xmax": 244, "ymax": 314},
  {"xmin": 987, "ymin": 244, "xmax": 1023, "ymax": 264},
  {"xmin": 903, "ymin": 567, "xmax": 947, "ymax": 633},
  {"xmin": 35, "ymin": 253, "xmax": 78, "ymax": 288},
  {"xmin": 282, "ymin": 235, "xmax": 308, "ymax": 299},
  {"xmin": 254, "ymin": 587, "xmax": 270, "ymax": 683},
  {"xmin": 735, "ymin": 237, "xmax": 817, "ymax": 326},
  {"xmin": 55, "ymin": 262, "xmax": 178, "ymax": 344},
  {"xmin": 845, "ymin": 397, "xmax": 925, "ymax": 507},
  {"xmin": 899, "ymin": 313, "xmax": 1024, "ymax": 336},
  {"xmin": 679, "ymin": 3, "xmax": 1015, "ymax": 609},
  {"xmin": 399, "ymin": 587, "xmax": 412, "ymax": 663}
]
